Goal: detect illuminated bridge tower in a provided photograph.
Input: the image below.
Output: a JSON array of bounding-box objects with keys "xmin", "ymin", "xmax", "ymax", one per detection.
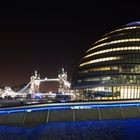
[
  {"xmin": 29, "ymin": 70, "xmax": 40, "ymax": 93},
  {"xmin": 58, "ymin": 68, "xmax": 69, "ymax": 94}
]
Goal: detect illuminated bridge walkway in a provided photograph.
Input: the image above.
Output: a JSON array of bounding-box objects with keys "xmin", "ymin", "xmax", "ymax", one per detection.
[{"xmin": 1, "ymin": 100, "xmax": 140, "ymax": 126}]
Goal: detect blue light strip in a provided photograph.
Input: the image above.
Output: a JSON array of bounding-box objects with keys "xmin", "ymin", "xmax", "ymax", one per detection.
[
  {"xmin": 0, "ymin": 102, "xmax": 139, "ymax": 115},
  {"xmin": 0, "ymin": 111, "xmax": 7, "ymax": 114},
  {"xmin": 7, "ymin": 109, "xmax": 25, "ymax": 114}
]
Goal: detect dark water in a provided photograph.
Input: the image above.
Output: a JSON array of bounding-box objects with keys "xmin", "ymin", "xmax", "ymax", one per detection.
[{"xmin": 0, "ymin": 119, "xmax": 140, "ymax": 140}]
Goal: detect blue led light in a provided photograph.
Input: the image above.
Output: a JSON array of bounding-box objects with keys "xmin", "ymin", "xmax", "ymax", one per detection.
[
  {"xmin": 97, "ymin": 103, "xmax": 137, "ymax": 108},
  {"xmin": 47, "ymin": 106, "xmax": 71, "ymax": 110},
  {"xmin": 0, "ymin": 102, "xmax": 139, "ymax": 115},
  {"xmin": 0, "ymin": 111, "xmax": 8, "ymax": 114},
  {"xmin": 7, "ymin": 109, "xmax": 25, "ymax": 114}
]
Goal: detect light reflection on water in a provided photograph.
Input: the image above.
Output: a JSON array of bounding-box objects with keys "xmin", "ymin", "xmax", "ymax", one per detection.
[{"xmin": 0, "ymin": 119, "xmax": 140, "ymax": 140}]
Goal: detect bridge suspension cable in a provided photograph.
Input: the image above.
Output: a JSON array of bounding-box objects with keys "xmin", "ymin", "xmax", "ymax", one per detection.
[{"xmin": 16, "ymin": 82, "xmax": 31, "ymax": 94}]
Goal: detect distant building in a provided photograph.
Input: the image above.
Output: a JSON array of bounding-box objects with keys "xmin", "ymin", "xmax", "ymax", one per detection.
[{"xmin": 72, "ymin": 21, "xmax": 140, "ymax": 100}]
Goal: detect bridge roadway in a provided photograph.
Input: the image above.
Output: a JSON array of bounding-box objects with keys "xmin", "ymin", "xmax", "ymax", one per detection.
[{"xmin": 1, "ymin": 100, "xmax": 140, "ymax": 127}]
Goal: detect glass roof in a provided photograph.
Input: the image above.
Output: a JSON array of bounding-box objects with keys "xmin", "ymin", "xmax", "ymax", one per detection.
[{"xmin": 125, "ymin": 21, "xmax": 140, "ymax": 27}]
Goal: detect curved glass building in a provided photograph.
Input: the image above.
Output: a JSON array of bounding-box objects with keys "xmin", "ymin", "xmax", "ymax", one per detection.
[{"xmin": 72, "ymin": 21, "xmax": 140, "ymax": 100}]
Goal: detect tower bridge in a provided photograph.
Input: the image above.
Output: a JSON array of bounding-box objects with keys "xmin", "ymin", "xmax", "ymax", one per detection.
[{"xmin": 0, "ymin": 68, "xmax": 71, "ymax": 98}]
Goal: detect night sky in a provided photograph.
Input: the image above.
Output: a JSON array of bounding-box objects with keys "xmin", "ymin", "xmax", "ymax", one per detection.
[{"xmin": 0, "ymin": 1, "xmax": 140, "ymax": 86}]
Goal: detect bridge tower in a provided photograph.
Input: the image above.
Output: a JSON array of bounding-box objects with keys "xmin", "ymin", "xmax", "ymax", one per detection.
[
  {"xmin": 29, "ymin": 70, "xmax": 40, "ymax": 93},
  {"xmin": 58, "ymin": 68, "xmax": 69, "ymax": 94}
]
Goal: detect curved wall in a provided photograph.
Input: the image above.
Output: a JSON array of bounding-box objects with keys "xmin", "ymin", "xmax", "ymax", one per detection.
[{"xmin": 72, "ymin": 22, "xmax": 140, "ymax": 100}]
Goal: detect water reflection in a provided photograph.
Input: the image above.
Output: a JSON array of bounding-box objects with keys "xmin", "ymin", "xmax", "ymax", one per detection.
[{"xmin": 0, "ymin": 119, "xmax": 140, "ymax": 140}]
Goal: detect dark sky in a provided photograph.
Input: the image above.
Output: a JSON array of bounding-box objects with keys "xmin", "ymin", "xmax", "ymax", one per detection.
[{"xmin": 0, "ymin": 1, "xmax": 139, "ymax": 86}]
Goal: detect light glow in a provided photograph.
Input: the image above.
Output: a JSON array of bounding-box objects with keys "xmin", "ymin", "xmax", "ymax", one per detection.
[
  {"xmin": 0, "ymin": 102, "xmax": 139, "ymax": 115},
  {"xmin": 80, "ymin": 57, "xmax": 120, "ymax": 67},
  {"xmin": 104, "ymin": 26, "xmax": 138, "ymax": 37},
  {"xmin": 84, "ymin": 46, "xmax": 140, "ymax": 58},
  {"xmin": 80, "ymin": 66, "xmax": 118, "ymax": 74},
  {"xmin": 87, "ymin": 38, "xmax": 140, "ymax": 52}
]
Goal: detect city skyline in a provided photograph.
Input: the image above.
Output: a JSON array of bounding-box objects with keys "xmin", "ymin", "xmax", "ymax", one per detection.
[{"xmin": 0, "ymin": 1, "xmax": 140, "ymax": 86}]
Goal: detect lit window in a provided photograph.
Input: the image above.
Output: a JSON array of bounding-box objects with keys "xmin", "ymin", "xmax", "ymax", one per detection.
[
  {"xmin": 87, "ymin": 38, "xmax": 140, "ymax": 52},
  {"xmin": 80, "ymin": 57, "xmax": 120, "ymax": 67},
  {"xmin": 79, "ymin": 66, "xmax": 118, "ymax": 74},
  {"xmin": 104, "ymin": 26, "xmax": 137, "ymax": 37},
  {"xmin": 84, "ymin": 46, "xmax": 140, "ymax": 58},
  {"xmin": 94, "ymin": 37, "xmax": 109, "ymax": 45}
]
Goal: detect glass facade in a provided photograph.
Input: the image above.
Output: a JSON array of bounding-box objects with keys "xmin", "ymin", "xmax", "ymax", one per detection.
[{"xmin": 72, "ymin": 21, "xmax": 140, "ymax": 100}]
